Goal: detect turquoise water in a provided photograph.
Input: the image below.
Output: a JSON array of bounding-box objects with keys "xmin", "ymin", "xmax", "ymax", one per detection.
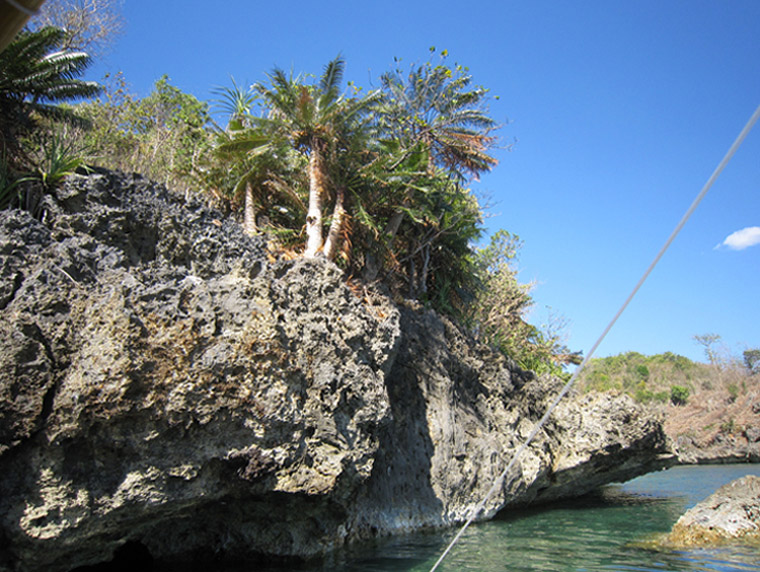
[{"xmin": 266, "ymin": 464, "xmax": 760, "ymax": 572}]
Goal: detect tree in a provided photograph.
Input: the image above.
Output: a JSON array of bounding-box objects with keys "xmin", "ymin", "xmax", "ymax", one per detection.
[
  {"xmin": 211, "ymin": 78, "xmax": 280, "ymax": 236},
  {"xmin": 254, "ymin": 56, "xmax": 380, "ymax": 258},
  {"xmin": 0, "ymin": 26, "xmax": 100, "ymax": 167},
  {"xmin": 469, "ymin": 231, "xmax": 533, "ymax": 357},
  {"xmin": 31, "ymin": 0, "xmax": 124, "ymax": 58},
  {"xmin": 73, "ymin": 74, "xmax": 210, "ymax": 193},
  {"xmin": 401, "ymin": 173, "xmax": 483, "ymax": 299},
  {"xmin": 463, "ymin": 230, "xmax": 580, "ymax": 373},
  {"xmin": 134, "ymin": 76, "xmax": 210, "ymax": 183},
  {"xmin": 355, "ymin": 49, "xmax": 500, "ymax": 287},
  {"xmin": 378, "ymin": 49, "xmax": 499, "ymax": 180},
  {"xmin": 376, "ymin": 49, "xmax": 499, "ymax": 237},
  {"xmin": 744, "ymin": 349, "xmax": 760, "ymax": 375},
  {"xmin": 693, "ymin": 333, "xmax": 724, "ymax": 367}
]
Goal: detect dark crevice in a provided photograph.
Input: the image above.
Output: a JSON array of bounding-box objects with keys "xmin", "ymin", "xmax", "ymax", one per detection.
[
  {"xmin": 0, "ymin": 270, "xmax": 24, "ymax": 311},
  {"xmin": 69, "ymin": 541, "xmax": 154, "ymax": 572}
]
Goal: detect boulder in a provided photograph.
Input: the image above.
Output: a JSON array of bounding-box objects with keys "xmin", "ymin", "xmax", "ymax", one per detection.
[
  {"xmin": 0, "ymin": 170, "xmax": 674, "ymax": 571},
  {"xmin": 665, "ymin": 475, "xmax": 760, "ymax": 546}
]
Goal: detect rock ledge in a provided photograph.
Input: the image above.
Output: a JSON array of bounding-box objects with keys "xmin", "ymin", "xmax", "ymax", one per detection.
[
  {"xmin": 0, "ymin": 170, "xmax": 674, "ymax": 571},
  {"xmin": 665, "ymin": 475, "xmax": 760, "ymax": 546}
]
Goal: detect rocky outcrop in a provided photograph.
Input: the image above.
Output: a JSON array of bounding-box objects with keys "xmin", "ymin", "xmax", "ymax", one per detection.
[
  {"xmin": 671, "ymin": 425, "xmax": 760, "ymax": 465},
  {"xmin": 0, "ymin": 170, "xmax": 674, "ymax": 571},
  {"xmin": 664, "ymin": 475, "xmax": 760, "ymax": 546},
  {"xmin": 664, "ymin": 385, "xmax": 760, "ymax": 465}
]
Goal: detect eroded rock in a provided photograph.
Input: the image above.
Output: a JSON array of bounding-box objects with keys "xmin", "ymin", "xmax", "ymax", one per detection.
[
  {"xmin": 0, "ymin": 170, "xmax": 674, "ymax": 571},
  {"xmin": 664, "ymin": 475, "xmax": 760, "ymax": 546}
]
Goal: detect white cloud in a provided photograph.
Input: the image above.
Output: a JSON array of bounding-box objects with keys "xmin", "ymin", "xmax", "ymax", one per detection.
[{"xmin": 719, "ymin": 226, "xmax": 760, "ymax": 250}]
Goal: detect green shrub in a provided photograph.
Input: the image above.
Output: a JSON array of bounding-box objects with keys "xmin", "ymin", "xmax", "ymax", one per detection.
[
  {"xmin": 670, "ymin": 385, "xmax": 690, "ymax": 406},
  {"xmin": 634, "ymin": 387, "xmax": 654, "ymax": 403},
  {"xmin": 36, "ymin": 129, "xmax": 89, "ymax": 188}
]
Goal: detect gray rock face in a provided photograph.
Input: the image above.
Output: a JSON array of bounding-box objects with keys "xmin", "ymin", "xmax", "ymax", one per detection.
[
  {"xmin": 665, "ymin": 475, "xmax": 760, "ymax": 545},
  {"xmin": 0, "ymin": 170, "xmax": 673, "ymax": 571}
]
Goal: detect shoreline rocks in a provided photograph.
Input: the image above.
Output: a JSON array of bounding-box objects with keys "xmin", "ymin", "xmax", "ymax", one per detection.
[
  {"xmin": 0, "ymin": 170, "xmax": 674, "ymax": 571},
  {"xmin": 664, "ymin": 475, "xmax": 760, "ymax": 546},
  {"xmin": 673, "ymin": 434, "xmax": 760, "ymax": 466}
]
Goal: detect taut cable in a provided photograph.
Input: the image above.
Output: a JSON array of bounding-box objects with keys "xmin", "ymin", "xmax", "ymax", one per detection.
[{"xmin": 428, "ymin": 102, "xmax": 760, "ymax": 572}]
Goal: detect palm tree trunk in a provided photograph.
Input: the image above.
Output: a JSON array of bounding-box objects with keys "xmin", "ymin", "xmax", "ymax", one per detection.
[
  {"xmin": 408, "ymin": 255, "xmax": 417, "ymax": 298},
  {"xmin": 243, "ymin": 180, "xmax": 257, "ymax": 236},
  {"xmin": 304, "ymin": 144, "xmax": 325, "ymax": 257},
  {"xmin": 419, "ymin": 244, "xmax": 430, "ymax": 295},
  {"xmin": 362, "ymin": 196, "xmax": 407, "ymax": 281},
  {"xmin": 385, "ymin": 210, "xmax": 404, "ymax": 239},
  {"xmin": 323, "ymin": 184, "xmax": 345, "ymax": 261}
]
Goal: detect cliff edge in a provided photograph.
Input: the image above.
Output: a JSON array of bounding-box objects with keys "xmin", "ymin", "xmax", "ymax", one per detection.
[{"xmin": 0, "ymin": 170, "xmax": 674, "ymax": 571}]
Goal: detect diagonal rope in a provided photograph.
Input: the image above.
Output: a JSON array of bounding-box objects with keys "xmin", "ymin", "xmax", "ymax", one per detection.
[{"xmin": 428, "ymin": 102, "xmax": 760, "ymax": 572}]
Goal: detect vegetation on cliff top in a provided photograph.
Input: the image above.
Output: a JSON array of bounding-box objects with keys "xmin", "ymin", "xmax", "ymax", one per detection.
[
  {"xmin": 577, "ymin": 337, "xmax": 760, "ymax": 459},
  {"xmin": 0, "ymin": 0, "xmax": 579, "ymax": 376}
]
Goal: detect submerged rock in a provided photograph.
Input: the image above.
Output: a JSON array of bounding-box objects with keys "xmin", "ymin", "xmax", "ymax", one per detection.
[
  {"xmin": 665, "ymin": 475, "xmax": 760, "ymax": 546},
  {"xmin": 0, "ymin": 170, "xmax": 674, "ymax": 571}
]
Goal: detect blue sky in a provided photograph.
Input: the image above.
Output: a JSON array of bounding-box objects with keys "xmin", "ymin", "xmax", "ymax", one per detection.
[{"xmin": 81, "ymin": 1, "xmax": 760, "ymax": 364}]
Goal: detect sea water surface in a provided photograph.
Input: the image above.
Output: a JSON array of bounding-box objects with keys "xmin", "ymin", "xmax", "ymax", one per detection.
[{"xmin": 251, "ymin": 464, "xmax": 760, "ymax": 572}]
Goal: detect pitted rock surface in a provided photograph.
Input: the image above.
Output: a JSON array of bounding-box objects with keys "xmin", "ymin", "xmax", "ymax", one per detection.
[
  {"xmin": 0, "ymin": 170, "xmax": 673, "ymax": 571},
  {"xmin": 664, "ymin": 475, "xmax": 760, "ymax": 546}
]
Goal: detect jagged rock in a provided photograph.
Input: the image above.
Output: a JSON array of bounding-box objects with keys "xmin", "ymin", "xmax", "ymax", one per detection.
[
  {"xmin": 673, "ymin": 433, "xmax": 760, "ymax": 465},
  {"xmin": 664, "ymin": 475, "xmax": 760, "ymax": 546},
  {"xmin": 0, "ymin": 170, "xmax": 674, "ymax": 571}
]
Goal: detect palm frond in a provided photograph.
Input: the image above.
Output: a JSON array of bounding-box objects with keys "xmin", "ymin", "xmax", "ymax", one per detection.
[
  {"xmin": 215, "ymin": 132, "xmax": 270, "ymax": 157},
  {"xmin": 211, "ymin": 77, "xmax": 256, "ymax": 127},
  {"xmin": 319, "ymin": 56, "xmax": 345, "ymax": 97}
]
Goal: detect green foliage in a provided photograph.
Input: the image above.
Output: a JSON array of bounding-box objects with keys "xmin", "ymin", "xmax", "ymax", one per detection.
[
  {"xmin": 579, "ymin": 351, "xmax": 705, "ymax": 402},
  {"xmin": 251, "ymin": 55, "xmax": 382, "ymax": 257},
  {"xmin": 211, "ymin": 77, "xmax": 256, "ymax": 129},
  {"xmin": 653, "ymin": 351, "xmax": 695, "ymax": 372},
  {"xmin": 377, "ymin": 49, "xmax": 499, "ymax": 181},
  {"xmin": 635, "ymin": 364, "xmax": 650, "ymax": 380},
  {"xmin": 670, "ymin": 385, "xmax": 690, "ymax": 406},
  {"xmin": 744, "ymin": 349, "xmax": 760, "ymax": 375},
  {"xmin": 633, "ymin": 379, "xmax": 669, "ymax": 403},
  {"xmin": 585, "ymin": 371, "xmax": 616, "ymax": 392},
  {"xmin": 35, "ymin": 128, "xmax": 90, "ymax": 188},
  {"xmin": 0, "ymin": 26, "xmax": 100, "ymax": 185},
  {"xmin": 634, "ymin": 385, "xmax": 653, "ymax": 403},
  {"xmin": 463, "ymin": 230, "xmax": 578, "ymax": 374},
  {"xmin": 73, "ymin": 73, "xmax": 210, "ymax": 192}
]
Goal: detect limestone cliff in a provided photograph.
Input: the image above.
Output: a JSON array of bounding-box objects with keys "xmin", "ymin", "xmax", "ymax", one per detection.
[{"xmin": 0, "ymin": 170, "xmax": 674, "ymax": 571}]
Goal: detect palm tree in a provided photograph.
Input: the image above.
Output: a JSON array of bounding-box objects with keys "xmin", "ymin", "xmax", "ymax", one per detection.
[
  {"xmin": 213, "ymin": 131, "xmax": 272, "ymax": 236},
  {"xmin": 378, "ymin": 52, "xmax": 498, "ymax": 180},
  {"xmin": 376, "ymin": 51, "xmax": 499, "ymax": 243},
  {"xmin": 254, "ymin": 56, "xmax": 379, "ymax": 258},
  {"xmin": 212, "ymin": 78, "xmax": 266, "ymax": 236},
  {"xmin": 0, "ymin": 26, "xmax": 101, "ymax": 165}
]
